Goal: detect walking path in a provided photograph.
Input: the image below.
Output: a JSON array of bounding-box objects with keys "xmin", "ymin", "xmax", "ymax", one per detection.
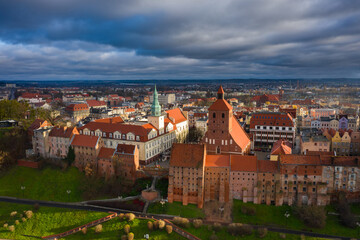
[
  {"xmin": 0, "ymin": 196, "xmax": 357, "ymax": 240},
  {"xmin": 42, "ymin": 212, "xmax": 118, "ymax": 240}
]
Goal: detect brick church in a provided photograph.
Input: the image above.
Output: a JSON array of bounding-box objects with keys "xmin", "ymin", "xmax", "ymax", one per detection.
[{"xmin": 202, "ymin": 86, "xmax": 251, "ymax": 154}]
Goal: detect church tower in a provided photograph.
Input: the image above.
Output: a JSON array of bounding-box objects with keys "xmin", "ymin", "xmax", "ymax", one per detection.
[
  {"xmin": 202, "ymin": 86, "xmax": 250, "ymax": 155},
  {"xmin": 148, "ymin": 85, "xmax": 164, "ymax": 131}
]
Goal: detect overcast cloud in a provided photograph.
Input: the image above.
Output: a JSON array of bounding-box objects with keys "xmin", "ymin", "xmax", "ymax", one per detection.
[{"xmin": 0, "ymin": 0, "xmax": 360, "ymax": 80}]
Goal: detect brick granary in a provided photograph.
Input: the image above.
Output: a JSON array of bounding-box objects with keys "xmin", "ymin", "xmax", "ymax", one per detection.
[{"xmin": 168, "ymin": 86, "xmax": 360, "ymax": 208}]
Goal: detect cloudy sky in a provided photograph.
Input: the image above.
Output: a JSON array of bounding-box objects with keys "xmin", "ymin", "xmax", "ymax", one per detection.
[{"xmin": 0, "ymin": 0, "xmax": 360, "ymax": 80}]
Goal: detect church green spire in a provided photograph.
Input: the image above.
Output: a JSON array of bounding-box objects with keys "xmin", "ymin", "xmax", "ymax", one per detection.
[{"xmin": 151, "ymin": 84, "xmax": 161, "ymax": 116}]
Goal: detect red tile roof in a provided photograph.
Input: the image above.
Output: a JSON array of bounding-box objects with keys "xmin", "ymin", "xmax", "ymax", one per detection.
[
  {"xmin": 208, "ymin": 99, "xmax": 233, "ymax": 111},
  {"xmin": 79, "ymin": 121, "xmax": 157, "ymax": 142},
  {"xmin": 166, "ymin": 108, "xmax": 187, "ymax": 124},
  {"xmin": 230, "ymin": 116, "xmax": 251, "ymax": 151},
  {"xmin": 94, "ymin": 117, "xmax": 124, "ymax": 124},
  {"xmin": 258, "ymin": 160, "xmax": 278, "ymax": 173},
  {"xmin": 205, "ymin": 154, "xmax": 230, "ymax": 167},
  {"xmin": 170, "ymin": 143, "xmax": 206, "ymax": 168},
  {"xmin": 231, "ymin": 155, "xmax": 257, "ymax": 172},
  {"xmin": 86, "ymin": 100, "xmax": 107, "ymax": 107},
  {"xmin": 49, "ymin": 126, "xmax": 78, "ymax": 138},
  {"xmin": 271, "ymin": 139, "xmax": 292, "ymax": 155},
  {"xmin": 70, "ymin": 135, "xmax": 100, "ymax": 148},
  {"xmin": 280, "ymin": 155, "xmax": 321, "ymax": 165},
  {"xmin": 98, "ymin": 147, "xmax": 115, "ymax": 159},
  {"xmin": 250, "ymin": 112, "xmax": 294, "ymax": 128},
  {"xmin": 65, "ymin": 103, "xmax": 89, "ymax": 112},
  {"xmin": 28, "ymin": 119, "xmax": 52, "ymax": 135},
  {"xmin": 115, "ymin": 144, "xmax": 136, "ymax": 154}
]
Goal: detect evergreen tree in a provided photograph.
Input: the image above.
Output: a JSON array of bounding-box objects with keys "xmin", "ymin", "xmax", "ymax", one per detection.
[{"xmin": 66, "ymin": 146, "xmax": 75, "ymax": 165}]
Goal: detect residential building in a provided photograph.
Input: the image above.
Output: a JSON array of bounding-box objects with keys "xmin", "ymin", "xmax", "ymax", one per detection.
[
  {"xmin": 65, "ymin": 103, "xmax": 90, "ymax": 122},
  {"xmin": 250, "ymin": 112, "xmax": 296, "ymax": 147},
  {"xmin": 310, "ymin": 109, "xmax": 336, "ymax": 119},
  {"xmin": 300, "ymin": 135, "xmax": 330, "ymax": 154},
  {"xmin": 48, "ymin": 126, "xmax": 79, "ymax": 159}
]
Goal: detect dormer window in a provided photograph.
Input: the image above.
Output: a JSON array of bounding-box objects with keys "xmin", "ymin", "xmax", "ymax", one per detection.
[
  {"xmin": 103, "ymin": 132, "xmax": 106, "ymax": 137},
  {"xmin": 109, "ymin": 133, "xmax": 112, "ymax": 138},
  {"xmin": 136, "ymin": 136, "xmax": 140, "ymax": 141}
]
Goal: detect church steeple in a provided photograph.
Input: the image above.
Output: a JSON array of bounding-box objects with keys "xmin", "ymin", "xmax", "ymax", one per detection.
[
  {"xmin": 217, "ymin": 85, "xmax": 225, "ymax": 99},
  {"xmin": 151, "ymin": 85, "xmax": 161, "ymax": 117}
]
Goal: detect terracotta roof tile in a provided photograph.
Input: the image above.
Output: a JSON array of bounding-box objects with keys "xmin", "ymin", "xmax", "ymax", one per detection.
[
  {"xmin": 231, "ymin": 155, "xmax": 257, "ymax": 172},
  {"xmin": 98, "ymin": 147, "xmax": 115, "ymax": 159},
  {"xmin": 271, "ymin": 139, "xmax": 292, "ymax": 155},
  {"xmin": 258, "ymin": 160, "xmax": 278, "ymax": 173},
  {"xmin": 65, "ymin": 103, "xmax": 89, "ymax": 112},
  {"xmin": 166, "ymin": 108, "xmax": 187, "ymax": 124},
  {"xmin": 208, "ymin": 99, "xmax": 233, "ymax": 111},
  {"xmin": 280, "ymin": 155, "xmax": 321, "ymax": 165},
  {"xmin": 230, "ymin": 116, "xmax": 251, "ymax": 151},
  {"xmin": 250, "ymin": 112, "xmax": 294, "ymax": 128},
  {"xmin": 86, "ymin": 100, "xmax": 107, "ymax": 107},
  {"xmin": 94, "ymin": 117, "xmax": 124, "ymax": 124},
  {"xmin": 49, "ymin": 126, "xmax": 78, "ymax": 138},
  {"xmin": 170, "ymin": 143, "xmax": 206, "ymax": 168},
  {"xmin": 70, "ymin": 135, "xmax": 100, "ymax": 148},
  {"xmin": 205, "ymin": 154, "xmax": 230, "ymax": 167},
  {"xmin": 115, "ymin": 144, "xmax": 136, "ymax": 154}
]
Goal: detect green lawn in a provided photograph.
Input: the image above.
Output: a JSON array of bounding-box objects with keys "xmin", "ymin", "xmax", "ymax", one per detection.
[
  {"xmin": 187, "ymin": 225, "xmax": 329, "ymax": 240},
  {"xmin": 0, "ymin": 166, "xmax": 86, "ymax": 202},
  {"xmin": 147, "ymin": 201, "xmax": 205, "ymax": 219},
  {"xmin": 233, "ymin": 200, "xmax": 360, "ymax": 239},
  {"xmin": 0, "ymin": 202, "xmax": 108, "ymax": 240}
]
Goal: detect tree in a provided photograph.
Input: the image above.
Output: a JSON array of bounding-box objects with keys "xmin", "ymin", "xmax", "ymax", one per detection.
[
  {"xmin": 81, "ymin": 227, "xmax": 87, "ymax": 234},
  {"xmin": 257, "ymin": 227, "xmax": 268, "ymax": 238},
  {"xmin": 187, "ymin": 127, "xmax": 204, "ymax": 143},
  {"xmin": 65, "ymin": 146, "xmax": 75, "ymax": 165},
  {"xmin": 84, "ymin": 163, "xmax": 95, "ymax": 177},
  {"xmin": 294, "ymin": 205, "xmax": 326, "ymax": 228},
  {"xmin": 193, "ymin": 219, "xmax": 203, "ymax": 229}
]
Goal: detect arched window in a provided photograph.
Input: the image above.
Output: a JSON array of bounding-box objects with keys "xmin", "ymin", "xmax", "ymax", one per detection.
[
  {"xmin": 213, "ymin": 113, "xmax": 216, "ymax": 118},
  {"xmin": 216, "ymin": 146, "xmax": 221, "ymax": 154},
  {"xmin": 222, "ymin": 113, "xmax": 225, "ymax": 118}
]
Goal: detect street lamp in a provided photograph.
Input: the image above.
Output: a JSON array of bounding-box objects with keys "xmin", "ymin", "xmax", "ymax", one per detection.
[
  {"xmin": 66, "ymin": 190, "xmax": 71, "ymax": 201},
  {"xmin": 160, "ymin": 199, "xmax": 166, "ymax": 213},
  {"xmin": 20, "ymin": 186, "xmax": 25, "ymax": 198},
  {"xmin": 284, "ymin": 211, "xmax": 290, "ymax": 228},
  {"xmin": 219, "ymin": 207, "xmax": 224, "ymax": 217}
]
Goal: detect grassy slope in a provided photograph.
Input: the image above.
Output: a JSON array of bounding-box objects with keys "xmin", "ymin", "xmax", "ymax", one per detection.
[
  {"xmin": 147, "ymin": 201, "xmax": 205, "ymax": 219},
  {"xmin": 0, "ymin": 166, "xmax": 85, "ymax": 202},
  {"xmin": 233, "ymin": 200, "xmax": 360, "ymax": 239},
  {"xmin": 0, "ymin": 202, "xmax": 108, "ymax": 240}
]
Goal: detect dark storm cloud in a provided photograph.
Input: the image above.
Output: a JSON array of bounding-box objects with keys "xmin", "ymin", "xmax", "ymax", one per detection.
[{"xmin": 0, "ymin": 0, "xmax": 360, "ymax": 79}]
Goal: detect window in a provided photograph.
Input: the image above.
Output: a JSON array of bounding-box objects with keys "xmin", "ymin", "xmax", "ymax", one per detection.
[
  {"xmin": 222, "ymin": 113, "xmax": 225, "ymax": 118},
  {"xmin": 213, "ymin": 113, "xmax": 216, "ymax": 118}
]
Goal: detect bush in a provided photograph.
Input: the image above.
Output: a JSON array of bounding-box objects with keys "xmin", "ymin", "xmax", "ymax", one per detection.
[
  {"xmin": 294, "ymin": 206, "xmax": 326, "ymax": 228},
  {"xmin": 126, "ymin": 213, "xmax": 136, "ymax": 222},
  {"xmin": 279, "ymin": 233, "xmax": 286, "ymax": 239},
  {"xmin": 21, "ymin": 217, "xmax": 27, "ymax": 222},
  {"xmin": 241, "ymin": 205, "xmax": 256, "ymax": 216},
  {"xmin": 95, "ymin": 224, "xmax": 103, "ymax": 233},
  {"xmin": 25, "ymin": 210, "xmax": 33, "ymax": 219},
  {"xmin": 124, "ymin": 224, "xmax": 131, "ymax": 234},
  {"xmin": 127, "ymin": 232, "xmax": 134, "ymax": 240},
  {"xmin": 153, "ymin": 220, "xmax": 159, "ymax": 229},
  {"xmin": 15, "ymin": 220, "xmax": 19, "ymax": 225},
  {"xmin": 257, "ymin": 227, "xmax": 268, "ymax": 238},
  {"xmin": 147, "ymin": 221, "xmax": 153, "ymax": 230},
  {"xmin": 227, "ymin": 223, "xmax": 253, "ymax": 236},
  {"xmin": 209, "ymin": 232, "xmax": 218, "ymax": 240},
  {"xmin": 3, "ymin": 223, "xmax": 8, "ymax": 229},
  {"xmin": 121, "ymin": 235, "xmax": 127, "ymax": 240},
  {"xmin": 8, "ymin": 225, "xmax": 15, "ymax": 232},
  {"xmin": 81, "ymin": 227, "xmax": 87, "ymax": 234},
  {"xmin": 173, "ymin": 217, "xmax": 190, "ymax": 228},
  {"xmin": 166, "ymin": 225, "xmax": 173, "ymax": 234},
  {"xmin": 19, "ymin": 214, "xmax": 23, "ymax": 218},
  {"xmin": 118, "ymin": 213, "xmax": 125, "ymax": 219},
  {"xmin": 33, "ymin": 203, "xmax": 40, "ymax": 211},
  {"xmin": 213, "ymin": 222, "xmax": 222, "ymax": 232},
  {"xmin": 10, "ymin": 211, "xmax": 17, "ymax": 217},
  {"xmin": 193, "ymin": 219, "xmax": 203, "ymax": 229},
  {"xmin": 158, "ymin": 220, "xmax": 166, "ymax": 229}
]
